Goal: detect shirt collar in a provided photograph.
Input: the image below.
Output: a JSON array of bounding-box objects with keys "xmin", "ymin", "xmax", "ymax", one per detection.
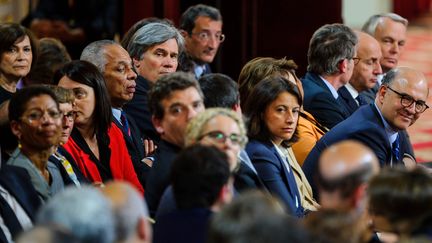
[
  {"xmin": 345, "ymin": 83, "xmax": 359, "ymax": 98},
  {"xmin": 319, "ymin": 75, "xmax": 339, "ymax": 99},
  {"xmin": 112, "ymin": 108, "xmax": 122, "ymax": 123}
]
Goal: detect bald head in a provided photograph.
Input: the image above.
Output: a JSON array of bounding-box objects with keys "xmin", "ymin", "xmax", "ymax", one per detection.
[
  {"xmin": 350, "ymin": 31, "xmax": 383, "ymax": 92},
  {"xmin": 319, "ymin": 140, "xmax": 379, "ymax": 182},
  {"xmin": 102, "ymin": 182, "xmax": 151, "ymax": 243}
]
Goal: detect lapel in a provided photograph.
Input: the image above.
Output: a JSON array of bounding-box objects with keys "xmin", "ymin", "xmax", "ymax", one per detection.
[
  {"xmin": 113, "ymin": 115, "xmax": 133, "ymax": 143},
  {"xmin": 338, "ymin": 86, "xmax": 358, "ymax": 115}
]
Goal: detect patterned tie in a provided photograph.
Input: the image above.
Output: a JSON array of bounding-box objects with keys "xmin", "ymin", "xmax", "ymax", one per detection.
[
  {"xmin": 120, "ymin": 111, "xmax": 131, "ymax": 137},
  {"xmin": 356, "ymin": 94, "xmax": 367, "ymax": 106},
  {"xmin": 392, "ymin": 135, "xmax": 401, "ymax": 163}
]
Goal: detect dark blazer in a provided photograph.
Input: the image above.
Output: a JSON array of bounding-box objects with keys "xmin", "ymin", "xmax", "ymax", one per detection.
[
  {"xmin": 338, "ymin": 86, "xmax": 359, "ymax": 115},
  {"xmin": 153, "ymin": 208, "xmax": 212, "ymax": 243},
  {"xmin": 113, "ymin": 113, "xmax": 151, "ymax": 188},
  {"xmin": 124, "ymin": 75, "xmax": 160, "ymax": 143},
  {"xmin": 145, "ymin": 140, "xmax": 181, "ymax": 217},
  {"xmin": 0, "ymin": 165, "xmax": 42, "ymax": 242},
  {"xmin": 302, "ymin": 104, "xmax": 408, "ymax": 197},
  {"xmin": 245, "ymin": 139, "xmax": 304, "ymax": 217},
  {"xmin": 234, "ymin": 160, "xmax": 267, "ymax": 193},
  {"xmin": 301, "ymin": 72, "xmax": 350, "ymax": 129},
  {"xmin": 361, "ymin": 82, "xmax": 379, "ymax": 104}
]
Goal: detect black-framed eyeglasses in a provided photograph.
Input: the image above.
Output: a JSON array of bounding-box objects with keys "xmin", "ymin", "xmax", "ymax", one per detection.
[
  {"xmin": 199, "ymin": 131, "xmax": 246, "ymax": 146},
  {"xmin": 190, "ymin": 31, "xmax": 225, "ymax": 43},
  {"xmin": 352, "ymin": 57, "xmax": 361, "ymax": 65},
  {"xmin": 386, "ymin": 86, "xmax": 429, "ymax": 113},
  {"xmin": 62, "ymin": 111, "xmax": 77, "ymax": 122}
]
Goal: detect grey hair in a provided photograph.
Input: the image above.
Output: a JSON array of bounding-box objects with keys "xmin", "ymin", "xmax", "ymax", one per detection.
[
  {"xmin": 127, "ymin": 22, "xmax": 184, "ymax": 61},
  {"xmin": 307, "ymin": 23, "xmax": 358, "ymax": 75},
  {"xmin": 114, "ymin": 185, "xmax": 149, "ymax": 241},
  {"xmin": 36, "ymin": 186, "xmax": 115, "ymax": 243},
  {"xmin": 362, "ymin": 13, "xmax": 408, "ymax": 36},
  {"xmin": 80, "ymin": 39, "xmax": 117, "ymax": 73}
]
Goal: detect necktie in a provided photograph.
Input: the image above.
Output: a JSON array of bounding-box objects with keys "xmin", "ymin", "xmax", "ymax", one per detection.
[
  {"xmin": 356, "ymin": 94, "xmax": 367, "ymax": 106},
  {"xmin": 0, "ymin": 195, "xmax": 23, "ymax": 237},
  {"xmin": 392, "ymin": 135, "xmax": 401, "ymax": 163},
  {"xmin": 120, "ymin": 111, "xmax": 131, "ymax": 137}
]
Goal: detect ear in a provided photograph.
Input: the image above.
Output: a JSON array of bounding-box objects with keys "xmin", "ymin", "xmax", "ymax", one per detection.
[
  {"xmin": 339, "ymin": 59, "xmax": 349, "ymax": 73},
  {"xmin": 377, "ymin": 85, "xmax": 387, "ymax": 105},
  {"xmin": 151, "ymin": 115, "xmax": 164, "ymax": 135},
  {"xmin": 132, "ymin": 57, "xmax": 141, "ymax": 69},
  {"xmin": 10, "ymin": 120, "xmax": 22, "ymax": 140},
  {"xmin": 351, "ymin": 184, "xmax": 367, "ymax": 208},
  {"xmin": 136, "ymin": 217, "xmax": 152, "ymax": 242},
  {"xmin": 179, "ymin": 29, "xmax": 189, "ymax": 38},
  {"xmin": 232, "ymin": 103, "xmax": 242, "ymax": 114},
  {"xmin": 218, "ymin": 178, "xmax": 234, "ymax": 205}
]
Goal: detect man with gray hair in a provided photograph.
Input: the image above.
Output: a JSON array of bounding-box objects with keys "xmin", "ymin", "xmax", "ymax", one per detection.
[
  {"xmin": 124, "ymin": 22, "xmax": 184, "ymax": 143},
  {"xmin": 36, "ymin": 186, "xmax": 115, "ymax": 243},
  {"xmin": 81, "ymin": 40, "xmax": 151, "ymax": 189},
  {"xmin": 102, "ymin": 181, "xmax": 152, "ymax": 243},
  {"xmin": 301, "ymin": 23, "xmax": 358, "ymax": 129},
  {"xmin": 361, "ymin": 13, "xmax": 408, "ymax": 103}
]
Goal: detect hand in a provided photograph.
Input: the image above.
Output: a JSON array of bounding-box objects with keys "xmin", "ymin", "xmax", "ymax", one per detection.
[{"xmin": 143, "ymin": 139, "xmax": 157, "ymax": 156}]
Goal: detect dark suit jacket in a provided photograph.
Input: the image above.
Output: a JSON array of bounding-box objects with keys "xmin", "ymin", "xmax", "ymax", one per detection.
[
  {"xmin": 124, "ymin": 75, "xmax": 159, "ymax": 143},
  {"xmin": 338, "ymin": 86, "xmax": 359, "ymax": 116},
  {"xmin": 145, "ymin": 140, "xmax": 181, "ymax": 217},
  {"xmin": 245, "ymin": 139, "xmax": 304, "ymax": 217},
  {"xmin": 153, "ymin": 208, "xmax": 212, "ymax": 243},
  {"xmin": 302, "ymin": 104, "xmax": 409, "ymax": 197},
  {"xmin": 361, "ymin": 82, "xmax": 379, "ymax": 104},
  {"xmin": 113, "ymin": 113, "xmax": 151, "ymax": 188},
  {"xmin": 234, "ymin": 161, "xmax": 267, "ymax": 193},
  {"xmin": 0, "ymin": 165, "xmax": 42, "ymax": 242},
  {"xmin": 301, "ymin": 72, "xmax": 350, "ymax": 129}
]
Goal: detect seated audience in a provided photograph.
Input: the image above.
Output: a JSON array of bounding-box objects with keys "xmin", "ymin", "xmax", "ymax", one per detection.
[
  {"xmin": 36, "ymin": 186, "xmax": 115, "ymax": 243},
  {"xmin": 24, "ymin": 37, "xmax": 71, "ymax": 86},
  {"xmin": 81, "ymin": 40, "xmax": 152, "ymax": 188},
  {"xmin": 237, "ymin": 57, "xmax": 327, "ymax": 166},
  {"xmin": 53, "ymin": 60, "xmax": 143, "ymax": 193},
  {"xmin": 0, "ymin": 23, "xmax": 37, "ymax": 163},
  {"xmin": 145, "ymin": 72, "xmax": 204, "ymax": 216},
  {"xmin": 153, "ymin": 144, "xmax": 233, "ymax": 243},
  {"xmin": 368, "ymin": 167, "xmax": 432, "ymax": 242},
  {"xmin": 101, "ymin": 182, "xmax": 152, "ymax": 243},
  {"xmin": 7, "ymin": 86, "xmax": 69, "ymax": 201},
  {"xmin": 243, "ymin": 76, "xmax": 318, "ymax": 216},
  {"xmin": 125, "ymin": 22, "xmax": 184, "ymax": 143},
  {"xmin": 303, "ymin": 67, "xmax": 429, "ymax": 193}
]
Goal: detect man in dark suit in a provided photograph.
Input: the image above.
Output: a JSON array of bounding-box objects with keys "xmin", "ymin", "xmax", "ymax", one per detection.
[
  {"xmin": 361, "ymin": 13, "xmax": 408, "ymax": 104},
  {"xmin": 0, "ymin": 165, "xmax": 42, "ymax": 242},
  {"xmin": 301, "ymin": 24, "xmax": 358, "ymax": 129},
  {"xmin": 145, "ymin": 72, "xmax": 205, "ymax": 216},
  {"xmin": 179, "ymin": 4, "xmax": 224, "ymax": 78},
  {"xmin": 338, "ymin": 31, "xmax": 383, "ymax": 115},
  {"xmin": 303, "ymin": 67, "xmax": 429, "ymax": 195},
  {"xmin": 81, "ymin": 40, "xmax": 151, "ymax": 188}
]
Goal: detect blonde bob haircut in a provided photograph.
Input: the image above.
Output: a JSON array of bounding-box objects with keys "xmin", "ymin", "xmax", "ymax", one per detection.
[{"xmin": 185, "ymin": 108, "xmax": 248, "ymax": 149}]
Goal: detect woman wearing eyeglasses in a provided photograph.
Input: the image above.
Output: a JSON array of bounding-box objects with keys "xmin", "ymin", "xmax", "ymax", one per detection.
[
  {"xmin": 7, "ymin": 86, "xmax": 67, "ymax": 201},
  {"xmin": 53, "ymin": 61, "xmax": 144, "ymax": 194},
  {"xmin": 243, "ymin": 76, "xmax": 318, "ymax": 217}
]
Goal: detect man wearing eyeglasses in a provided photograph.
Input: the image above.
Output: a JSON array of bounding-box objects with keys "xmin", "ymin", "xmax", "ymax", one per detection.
[
  {"xmin": 179, "ymin": 4, "xmax": 224, "ymax": 78},
  {"xmin": 303, "ymin": 67, "xmax": 429, "ymax": 194},
  {"xmin": 338, "ymin": 31, "xmax": 383, "ymax": 115}
]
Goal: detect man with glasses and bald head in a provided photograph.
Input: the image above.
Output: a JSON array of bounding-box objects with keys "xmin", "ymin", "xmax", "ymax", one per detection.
[
  {"xmin": 179, "ymin": 4, "xmax": 224, "ymax": 78},
  {"xmin": 303, "ymin": 67, "xmax": 429, "ymax": 194}
]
